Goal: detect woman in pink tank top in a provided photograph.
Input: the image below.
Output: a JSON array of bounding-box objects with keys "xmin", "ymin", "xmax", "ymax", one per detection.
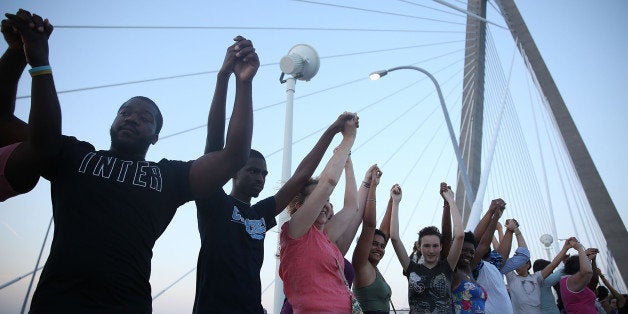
[
  {"xmin": 279, "ymin": 113, "xmax": 359, "ymax": 313},
  {"xmin": 559, "ymin": 238, "xmax": 598, "ymax": 314}
]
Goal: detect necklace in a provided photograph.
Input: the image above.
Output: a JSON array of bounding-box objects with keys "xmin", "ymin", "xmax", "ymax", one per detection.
[{"xmin": 232, "ymin": 196, "xmax": 251, "ymax": 205}]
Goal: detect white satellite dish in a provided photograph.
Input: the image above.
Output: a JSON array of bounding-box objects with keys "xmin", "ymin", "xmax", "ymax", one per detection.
[
  {"xmin": 279, "ymin": 44, "xmax": 320, "ymax": 81},
  {"xmin": 540, "ymin": 234, "xmax": 553, "ymax": 247}
]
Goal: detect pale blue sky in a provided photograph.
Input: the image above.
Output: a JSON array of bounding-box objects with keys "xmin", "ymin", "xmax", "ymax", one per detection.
[{"xmin": 0, "ymin": 1, "xmax": 626, "ymax": 312}]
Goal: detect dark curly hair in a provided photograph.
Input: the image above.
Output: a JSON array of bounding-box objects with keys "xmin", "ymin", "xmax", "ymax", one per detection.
[
  {"xmin": 533, "ymin": 259, "xmax": 551, "ymax": 272},
  {"xmin": 563, "ymin": 255, "xmax": 580, "ymax": 275},
  {"xmin": 464, "ymin": 231, "xmax": 477, "ymax": 248},
  {"xmin": 374, "ymin": 228, "xmax": 388, "ymax": 243}
]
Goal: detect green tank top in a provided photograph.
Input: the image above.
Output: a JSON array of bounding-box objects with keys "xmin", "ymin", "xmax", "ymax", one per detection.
[{"xmin": 353, "ymin": 269, "xmax": 392, "ymax": 311}]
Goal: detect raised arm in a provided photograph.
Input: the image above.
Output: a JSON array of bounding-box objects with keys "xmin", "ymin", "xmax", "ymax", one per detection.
[
  {"xmin": 492, "ymin": 221, "xmax": 504, "ymax": 250},
  {"xmin": 443, "ymin": 184, "xmax": 464, "ymax": 270},
  {"xmin": 351, "ymin": 166, "xmax": 381, "ymax": 273},
  {"xmin": 327, "ymin": 153, "xmax": 362, "ymax": 254},
  {"xmin": 379, "ymin": 193, "xmax": 393, "ymax": 242},
  {"xmin": 204, "ymin": 37, "xmax": 242, "ymax": 154},
  {"xmin": 566, "ymin": 239, "xmax": 594, "ymax": 292},
  {"xmin": 189, "ymin": 36, "xmax": 258, "ymax": 198},
  {"xmin": 0, "ymin": 18, "xmax": 28, "ymax": 144},
  {"xmin": 598, "ymin": 269, "xmax": 627, "ymax": 310},
  {"xmin": 389, "ymin": 184, "xmax": 410, "ymax": 271},
  {"xmin": 471, "ymin": 199, "xmax": 505, "ymax": 269},
  {"xmin": 274, "ymin": 113, "xmax": 349, "ymax": 216},
  {"xmin": 587, "ymin": 248, "xmax": 600, "ymax": 291},
  {"xmin": 440, "ymin": 183, "xmax": 452, "ymax": 259},
  {"xmin": 541, "ymin": 237, "xmax": 573, "ymax": 279},
  {"xmin": 500, "ymin": 220, "xmax": 531, "ymax": 274},
  {"xmin": 497, "ymin": 219, "xmax": 516, "ymax": 262},
  {"xmin": 287, "ymin": 114, "xmax": 357, "ymax": 239}
]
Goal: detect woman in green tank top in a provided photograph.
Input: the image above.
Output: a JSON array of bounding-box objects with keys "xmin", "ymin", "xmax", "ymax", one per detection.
[{"xmin": 351, "ymin": 166, "xmax": 392, "ymax": 314}]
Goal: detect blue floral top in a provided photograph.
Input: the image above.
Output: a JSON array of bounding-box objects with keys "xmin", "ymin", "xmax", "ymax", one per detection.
[{"xmin": 452, "ymin": 278, "xmax": 487, "ymax": 313}]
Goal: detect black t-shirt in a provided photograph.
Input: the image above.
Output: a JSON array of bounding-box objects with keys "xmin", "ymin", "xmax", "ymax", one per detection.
[
  {"xmin": 193, "ymin": 189, "xmax": 276, "ymax": 313},
  {"xmin": 404, "ymin": 259, "xmax": 454, "ymax": 313},
  {"xmin": 30, "ymin": 136, "xmax": 193, "ymax": 314}
]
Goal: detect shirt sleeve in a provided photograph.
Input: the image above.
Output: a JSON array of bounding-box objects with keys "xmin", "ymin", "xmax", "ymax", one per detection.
[
  {"xmin": 501, "ymin": 247, "xmax": 531, "ymax": 274},
  {"xmin": 542, "ymin": 267, "xmax": 563, "ymax": 287}
]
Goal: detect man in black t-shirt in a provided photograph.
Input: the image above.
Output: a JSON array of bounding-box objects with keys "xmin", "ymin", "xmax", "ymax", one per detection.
[
  {"xmin": 8, "ymin": 10, "xmax": 260, "ymax": 313},
  {"xmin": 193, "ymin": 43, "xmax": 354, "ymax": 313}
]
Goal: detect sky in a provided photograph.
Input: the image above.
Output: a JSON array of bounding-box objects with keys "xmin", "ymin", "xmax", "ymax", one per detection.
[{"xmin": 0, "ymin": 0, "xmax": 627, "ymax": 313}]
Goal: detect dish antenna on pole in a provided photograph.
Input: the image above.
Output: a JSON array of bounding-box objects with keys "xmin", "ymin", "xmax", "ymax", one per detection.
[{"xmin": 274, "ymin": 44, "xmax": 320, "ymax": 313}]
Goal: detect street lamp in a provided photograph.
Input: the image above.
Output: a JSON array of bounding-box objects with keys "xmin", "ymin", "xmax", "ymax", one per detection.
[
  {"xmin": 369, "ymin": 65, "xmax": 475, "ymax": 210},
  {"xmin": 540, "ymin": 234, "xmax": 554, "ymax": 260},
  {"xmin": 274, "ymin": 44, "xmax": 320, "ymax": 313}
]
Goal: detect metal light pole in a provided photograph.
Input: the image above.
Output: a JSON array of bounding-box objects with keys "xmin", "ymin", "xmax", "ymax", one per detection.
[
  {"xmin": 369, "ymin": 66, "xmax": 475, "ymax": 211},
  {"xmin": 540, "ymin": 234, "xmax": 554, "ymax": 260},
  {"xmin": 273, "ymin": 44, "xmax": 320, "ymax": 313}
]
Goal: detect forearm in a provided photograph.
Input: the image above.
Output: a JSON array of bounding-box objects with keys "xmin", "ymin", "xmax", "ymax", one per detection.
[
  {"xmin": 441, "ymin": 202, "xmax": 452, "ymax": 258},
  {"xmin": 204, "ymin": 73, "xmax": 229, "ymax": 153},
  {"xmin": 577, "ymin": 246, "xmax": 593, "ymax": 275},
  {"xmin": 378, "ymin": 197, "xmax": 393, "ymax": 240},
  {"xmin": 390, "ymin": 201, "xmax": 401, "ymax": 241},
  {"xmin": 292, "ymin": 126, "xmax": 337, "ymax": 183},
  {"xmin": 497, "ymin": 230, "xmax": 514, "ymax": 260},
  {"xmin": 0, "ymin": 48, "xmax": 27, "ymax": 117},
  {"xmin": 514, "ymin": 229, "xmax": 527, "ymax": 248},
  {"xmin": 363, "ymin": 183, "xmax": 377, "ymax": 228},
  {"xmin": 223, "ymin": 79, "xmax": 253, "ymax": 168},
  {"xmin": 342, "ymin": 159, "xmax": 357, "ymax": 212},
  {"xmin": 29, "ymin": 69, "xmax": 62, "ymax": 156},
  {"xmin": 473, "ymin": 208, "xmax": 493, "ymax": 240},
  {"xmin": 472, "ymin": 214, "xmax": 499, "ymax": 267}
]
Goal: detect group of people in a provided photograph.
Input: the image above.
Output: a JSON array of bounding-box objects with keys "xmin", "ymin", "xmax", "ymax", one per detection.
[{"xmin": 1, "ymin": 8, "xmax": 626, "ymax": 314}]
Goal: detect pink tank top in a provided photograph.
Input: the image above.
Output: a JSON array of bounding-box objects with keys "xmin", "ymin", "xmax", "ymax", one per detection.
[
  {"xmin": 279, "ymin": 222, "xmax": 351, "ymax": 313},
  {"xmin": 560, "ymin": 276, "xmax": 597, "ymax": 314}
]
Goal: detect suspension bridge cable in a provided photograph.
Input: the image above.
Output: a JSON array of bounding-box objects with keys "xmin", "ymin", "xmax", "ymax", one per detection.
[
  {"xmin": 54, "ymin": 25, "xmax": 464, "ymax": 33},
  {"xmin": 21, "ymin": 217, "xmax": 53, "ymax": 314},
  {"xmin": 291, "ymin": 0, "xmax": 466, "ymax": 26},
  {"xmin": 16, "ymin": 41, "xmax": 464, "ymax": 100},
  {"xmin": 152, "ymin": 267, "xmax": 197, "ymax": 301},
  {"xmin": 527, "ymin": 65, "xmax": 559, "ymax": 252},
  {"xmin": 431, "ymin": 0, "xmax": 508, "ymax": 29},
  {"xmin": 397, "ymin": 0, "xmax": 467, "ymax": 18},
  {"xmin": 0, "ymin": 267, "xmax": 44, "ymax": 291}
]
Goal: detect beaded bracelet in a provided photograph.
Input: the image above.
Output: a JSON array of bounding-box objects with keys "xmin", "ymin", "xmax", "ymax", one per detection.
[{"xmin": 29, "ymin": 65, "xmax": 52, "ymax": 77}]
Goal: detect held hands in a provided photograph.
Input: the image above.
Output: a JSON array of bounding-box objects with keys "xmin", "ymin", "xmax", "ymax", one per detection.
[
  {"xmin": 231, "ymin": 35, "xmax": 259, "ymax": 82},
  {"xmin": 585, "ymin": 247, "xmax": 599, "ymax": 260},
  {"xmin": 505, "ymin": 218, "xmax": 520, "ymax": 232},
  {"xmin": 5, "ymin": 9, "xmax": 53, "ymax": 66},
  {"xmin": 362, "ymin": 164, "xmax": 378, "ymax": 185},
  {"xmin": 390, "ymin": 184, "xmax": 402, "ymax": 203},
  {"xmin": 370, "ymin": 165, "xmax": 382, "ymax": 187},
  {"xmin": 440, "ymin": 182, "xmax": 454, "ymax": 202},
  {"xmin": 489, "ymin": 198, "xmax": 506, "ymax": 217},
  {"xmin": 340, "ymin": 112, "xmax": 359, "ymax": 138}
]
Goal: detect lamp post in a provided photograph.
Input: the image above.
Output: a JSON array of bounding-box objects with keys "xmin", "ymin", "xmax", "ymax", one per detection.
[
  {"xmin": 540, "ymin": 234, "xmax": 554, "ymax": 260},
  {"xmin": 370, "ymin": 65, "xmax": 475, "ymax": 210},
  {"xmin": 274, "ymin": 44, "xmax": 320, "ymax": 313}
]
